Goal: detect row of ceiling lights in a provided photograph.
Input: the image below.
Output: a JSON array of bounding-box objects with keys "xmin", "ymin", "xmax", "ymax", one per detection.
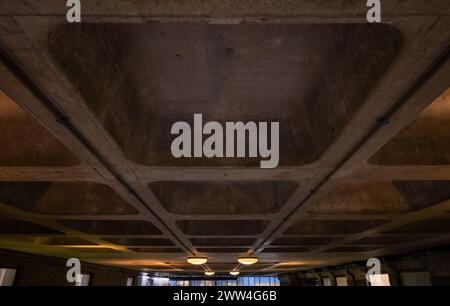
[
  {"xmin": 204, "ymin": 271, "xmax": 240, "ymax": 276},
  {"xmin": 187, "ymin": 256, "xmax": 258, "ymax": 265},
  {"xmin": 187, "ymin": 256, "xmax": 259, "ymax": 276}
]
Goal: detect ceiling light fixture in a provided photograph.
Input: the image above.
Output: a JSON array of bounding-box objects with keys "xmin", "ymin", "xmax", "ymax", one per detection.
[
  {"xmin": 229, "ymin": 271, "xmax": 240, "ymax": 276},
  {"xmin": 204, "ymin": 271, "xmax": 215, "ymax": 276},
  {"xmin": 237, "ymin": 257, "xmax": 258, "ymax": 265},
  {"xmin": 187, "ymin": 257, "xmax": 208, "ymax": 265}
]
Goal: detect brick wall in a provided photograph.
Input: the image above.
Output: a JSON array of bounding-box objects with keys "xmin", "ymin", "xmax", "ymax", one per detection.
[{"xmin": 0, "ymin": 249, "xmax": 141, "ymax": 286}]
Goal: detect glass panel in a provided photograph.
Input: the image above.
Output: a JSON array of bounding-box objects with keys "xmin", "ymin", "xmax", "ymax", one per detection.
[
  {"xmin": 336, "ymin": 276, "xmax": 348, "ymax": 286},
  {"xmin": 75, "ymin": 274, "xmax": 90, "ymax": 286},
  {"xmin": 369, "ymin": 274, "xmax": 390, "ymax": 286},
  {"xmin": 0, "ymin": 268, "xmax": 16, "ymax": 286}
]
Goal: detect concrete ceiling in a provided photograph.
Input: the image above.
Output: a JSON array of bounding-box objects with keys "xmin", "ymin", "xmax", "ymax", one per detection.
[{"xmin": 0, "ymin": 1, "xmax": 449, "ymax": 276}]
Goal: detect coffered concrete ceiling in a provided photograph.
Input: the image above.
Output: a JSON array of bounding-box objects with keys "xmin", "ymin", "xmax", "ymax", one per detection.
[{"xmin": 0, "ymin": 0, "xmax": 449, "ymax": 276}]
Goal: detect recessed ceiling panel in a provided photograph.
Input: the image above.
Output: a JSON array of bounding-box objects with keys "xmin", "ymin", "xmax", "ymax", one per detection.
[
  {"xmin": 351, "ymin": 235, "xmax": 429, "ymax": 245},
  {"xmin": 386, "ymin": 219, "xmax": 450, "ymax": 234},
  {"xmin": 308, "ymin": 182, "xmax": 409, "ymax": 215},
  {"xmin": 308, "ymin": 181, "xmax": 449, "ymax": 215},
  {"xmin": 324, "ymin": 246, "xmax": 380, "ymax": 252},
  {"xmin": 196, "ymin": 248, "xmax": 249, "ymax": 253},
  {"xmin": 392, "ymin": 181, "xmax": 450, "ymax": 211},
  {"xmin": 284, "ymin": 220, "xmax": 386, "ymax": 235},
  {"xmin": 0, "ymin": 89, "xmax": 79, "ymax": 167},
  {"xmin": 129, "ymin": 247, "xmax": 183, "ymax": 253},
  {"xmin": 45, "ymin": 237, "xmax": 97, "ymax": 246},
  {"xmin": 48, "ymin": 23, "xmax": 402, "ymax": 167},
  {"xmin": 103, "ymin": 237, "xmax": 175, "ymax": 246},
  {"xmin": 0, "ymin": 182, "xmax": 138, "ymax": 215},
  {"xmin": 62, "ymin": 247, "xmax": 120, "ymax": 253},
  {"xmin": 270, "ymin": 237, "xmax": 335, "ymax": 246},
  {"xmin": 190, "ymin": 238, "xmax": 256, "ymax": 246},
  {"xmin": 370, "ymin": 88, "xmax": 450, "ymax": 165},
  {"xmin": 261, "ymin": 247, "xmax": 310, "ymax": 253},
  {"xmin": 59, "ymin": 220, "xmax": 163, "ymax": 235},
  {"xmin": 150, "ymin": 181, "xmax": 297, "ymax": 214},
  {"xmin": 177, "ymin": 220, "xmax": 269, "ymax": 236},
  {"xmin": 0, "ymin": 219, "xmax": 62, "ymax": 235}
]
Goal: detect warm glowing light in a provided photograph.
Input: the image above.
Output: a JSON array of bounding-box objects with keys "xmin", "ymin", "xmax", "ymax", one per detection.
[
  {"xmin": 93, "ymin": 259, "xmax": 166, "ymax": 266},
  {"xmin": 204, "ymin": 271, "xmax": 215, "ymax": 276},
  {"xmin": 237, "ymin": 257, "xmax": 258, "ymax": 265},
  {"xmin": 229, "ymin": 271, "xmax": 240, "ymax": 276},
  {"xmin": 187, "ymin": 257, "xmax": 208, "ymax": 265},
  {"xmin": 63, "ymin": 245, "xmax": 113, "ymax": 249}
]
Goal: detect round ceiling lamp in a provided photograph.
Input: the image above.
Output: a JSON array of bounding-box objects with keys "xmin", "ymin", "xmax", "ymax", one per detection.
[
  {"xmin": 229, "ymin": 271, "xmax": 240, "ymax": 276},
  {"xmin": 237, "ymin": 257, "xmax": 258, "ymax": 265},
  {"xmin": 187, "ymin": 257, "xmax": 208, "ymax": 265},
  {"xmin": 204, "ymin": 271, "xmax": 215, "ymax": 276}
]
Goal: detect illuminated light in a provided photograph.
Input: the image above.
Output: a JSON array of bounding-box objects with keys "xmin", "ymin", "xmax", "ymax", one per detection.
[
  {"xmin": 94, "ymin": 260, "xmax": 166, "ymax": 266},
  {"xmin": 237, "ymin": 257, "xmax": 258, "ymax": 265},
  {"xmin": 204, "ymin": 271, "xmax": 215, "ymax": 276},
  {"xmin": 63, "ymin": 245, "xmax": 111, "ymax": 248},
  {"xmin": 60, "ymin": 245, "xmax": 125, "ymax": 252},
  {"xmin": 187, "ymin": 257, "xmax": 208, "ymax": 265},
  {"xmin": 229, "ymin": 271, "xmax": 240, "ymax": 276},
  {"xmin": 369, "ymin": 274, "xmax": 391, "ymax": 286}
]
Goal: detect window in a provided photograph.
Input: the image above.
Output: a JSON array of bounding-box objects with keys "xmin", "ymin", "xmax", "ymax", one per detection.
[
  {"xmin": 322, "ymin": 277, "xmax": 332, "ymax": 286},
  {"xmin": 75, "ymin": 273, "xmax": 90, "ymax": 286},
  {"xmin": 169, "ymin": 276, "xmax": 280, "ymax": 287},
  {"xmin": 336, "ymin": 276, "xmax": 348, "ymax": 286},
  {"xmin": 236, "ymin": 276, "xmax": 279, "ymax": 287},
  {"xmin": 369, "ymin": 274, "xmax": 390, "ymax": 286},
  {"xmin": 139, "ymin": 273, "xmax": 150, "ymax": 286},
  {"xmin": 175, "ymin": 280, "xmax": 189, "ymax": 286},
  {"xmin": 126, "ymin": 277, "xmax": 134, "ymax": 286},
  {"xmin": 151, "ymin": 277, "xmax": 170, "ymax": 286},
  {"xmin": 0, "ymin": 268, "xmax": 16, "ymax": 286}
]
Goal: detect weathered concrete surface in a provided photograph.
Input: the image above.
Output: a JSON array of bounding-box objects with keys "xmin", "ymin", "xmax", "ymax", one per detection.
[
  {"xmin": 307, "ymin": 180, "xmax": 450, "ymax": 215},
  {"xmin": 0, "ymin": 88, "xmax": 79, "ymax": 166},
  {"xmin": 150, "ymin": 181, "xmax": 297, "ymax": 214},
  {"xmin": 370, "ymin": 89, "xmax": 450, "ymax": 165},
  {"xmin": 0, "ymin": 1, "xmax": 449, "ymax": 275},
  {"xmin": 0, "ymin": 181, "xmax": 138, "ymax": 215},
  {"xmin": 48, "ymin": 23, "xmax": 402, "ymax": 167}
]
